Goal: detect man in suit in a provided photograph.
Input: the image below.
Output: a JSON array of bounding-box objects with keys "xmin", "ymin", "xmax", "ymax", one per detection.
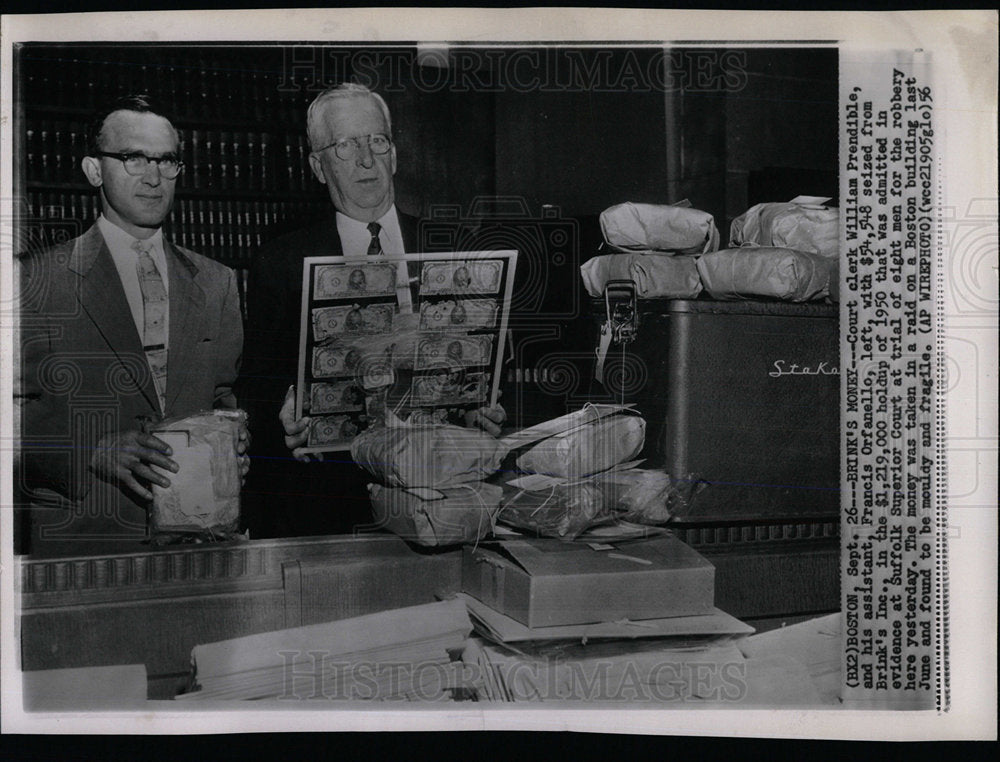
[
  {"xmin": 17, "ymin": 95, "xmax": 247, "ymax": 554},
  {"xmin": 240, "ymin": 83, "xmax": 504, "ymax": 538}
]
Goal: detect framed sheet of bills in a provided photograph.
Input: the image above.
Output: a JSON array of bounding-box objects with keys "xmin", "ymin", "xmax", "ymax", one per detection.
[{"xmin": 295, "ymin": 250, "xmax": 518, "ymax": 452}]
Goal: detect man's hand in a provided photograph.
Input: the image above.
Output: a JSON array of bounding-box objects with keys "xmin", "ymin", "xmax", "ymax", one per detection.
[
  {"xmin": 280, "ymin": 385, "xmax": 324, "ymax": 462},
  {"xmin": 237, "ymin": 419, "xmax": 251, "ymax": 482},
  {"xmin": 464, "ymin": 404, "xmax": 507, "ymax": 438},
  {"xmin": 90, "ymin": 429, "xmax": 178, "ymax": 501}
]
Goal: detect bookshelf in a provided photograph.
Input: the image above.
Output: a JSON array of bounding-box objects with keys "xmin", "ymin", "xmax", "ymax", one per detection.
[{"xmin": 16, "ymin": 45, "xmax": 337, "ymax": 313}]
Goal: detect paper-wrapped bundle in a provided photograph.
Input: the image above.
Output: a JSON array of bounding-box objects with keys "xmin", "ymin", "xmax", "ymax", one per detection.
[
  {"xmin": 696, "ymin": 246, "xmax": 832, "ymax": 302},
  {"xmin": 368, "ymin": 482, "xmax": 503, "ymax": 547},
  {"xmin": 579, "ymin": 253, "xmax": 702, "ymax": 299},
  {"xmin": 592, "ymin": 468, "xmax": 683, "ymax": 525},
  {"xmin": 729, "ymin": 201, "xmax": 838, "ymax": 259},
  {"xmin": 516, "ymin": 414, "xmax": 645, "ymax": 478},
  {"xmin": 149, "ymin": 409, "xmax": 246, "ymax": 540},
  {"xmin": 600, "ymin": 201, "xmax": 720, "ymax": 255},
  {"xmin": 351, "ymin": 423, "xmax": 505, "ymax": 488},
  {"xmin": 498, "ymin": 481, "xmax": 611, "ymax": 540}
]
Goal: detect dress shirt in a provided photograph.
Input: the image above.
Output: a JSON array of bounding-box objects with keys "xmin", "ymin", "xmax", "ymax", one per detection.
[
  {"xmin": 335, "ymin": 205, "xmax": 412, "ymax": 311},
  {"xmin": 335, "ymin": 206, "xmax": 406, "ymax": 256}
]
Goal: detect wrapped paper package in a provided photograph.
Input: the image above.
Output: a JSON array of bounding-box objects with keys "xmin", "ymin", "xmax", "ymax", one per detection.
[
  {"xmin": 351, "ymin": 423, "xmax": 506, "ymax": 488},
  {"xmin": 729, "ymin": 199, "xmax": 839, "ymax": 259},
  {"xmin": 591, "ymin": 467, "xmax": 707, "ymax": 524},
  {"xmin": 592, "ymin": 468, "xmax": 674, "ymax": 524},
  {"xmin": 497, "ymin": 481, "xmax": 611, "ymax": 540},
  {"xmin": 600, "ymin": 201, "xmax": 720, "ymax": 255},
  {"xmin": 579, "ymin": 253, "xmax": 703, "ymax": 299},
  {"xmin": 149, "ymin": 409, "xmax": 247, "ymax": 540},
  {"xmin": 516, "ymin": 413, "xmax": 645, "ymax": 478},
  {"xmin": 368, "ymin": 482, "xmax": 503, "ymax": 547},
  {"xmin": 696, "ymin": 246, "xmax": 832, "ymax": 302}
]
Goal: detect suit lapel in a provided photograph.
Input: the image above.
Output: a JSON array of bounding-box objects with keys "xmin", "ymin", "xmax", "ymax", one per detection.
[
  {"xmin": 164, "ymin": 241, "xmax": 206, "ymax": 415},
  {"xmin": 398, "ymin": 211, "xmax": 419, "ymax": 253},
  {"xmin": 70, "ymin": 225, "xmax": 160, "ymax": 415}
]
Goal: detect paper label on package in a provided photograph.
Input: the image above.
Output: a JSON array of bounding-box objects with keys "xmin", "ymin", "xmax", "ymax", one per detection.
[{"xmin": 151, "ymin": 433, "xmax": 217, "ymax": 524}]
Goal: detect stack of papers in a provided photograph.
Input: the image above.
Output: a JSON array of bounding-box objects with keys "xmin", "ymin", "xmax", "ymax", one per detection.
[
  {"xmin": 463, "ymin": 636, "xmax": 751, "ymax": 704},
  {"xmin": 177, "ymin": 599, "xmax": 473, "ymax": 701}
]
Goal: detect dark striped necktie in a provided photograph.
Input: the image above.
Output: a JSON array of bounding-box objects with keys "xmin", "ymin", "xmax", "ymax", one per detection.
[{"xmin": 366, "ymin": 221, "xmax": 383, "ymax": 257}]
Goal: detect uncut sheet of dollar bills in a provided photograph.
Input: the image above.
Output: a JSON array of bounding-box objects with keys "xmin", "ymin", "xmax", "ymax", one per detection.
[{"xmin": 296, "ymin": 252, "xmax": 517, "ymax": 452}]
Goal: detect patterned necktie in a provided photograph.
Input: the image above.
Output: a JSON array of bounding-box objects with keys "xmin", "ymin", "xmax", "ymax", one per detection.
[
  {"xmin": 366, "ymin": 221, "xmax": 383, "ymax": 257},
  {"xmin": 134, "ymin": 238, "xmax": 168, "ymax": 414}
]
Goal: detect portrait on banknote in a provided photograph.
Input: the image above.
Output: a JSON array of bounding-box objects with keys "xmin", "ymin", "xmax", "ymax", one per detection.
[{"xmin": 296, "ymin": 251, "xmax": 517, "ymax": 451}]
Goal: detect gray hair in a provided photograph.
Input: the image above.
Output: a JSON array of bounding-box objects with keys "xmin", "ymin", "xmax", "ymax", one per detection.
[{"xmin": 305, "ymin": 83, "xmax": 393, "ymax": 150}]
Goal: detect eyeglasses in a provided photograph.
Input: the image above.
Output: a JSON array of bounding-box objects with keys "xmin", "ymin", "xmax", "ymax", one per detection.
[
  {"xmin": 96, "ymin": 151, "xmax": 184, "ymax": 179},
  {"xmin": 313, "ymin": 133, "xmax": 392, "ymax": 162}
]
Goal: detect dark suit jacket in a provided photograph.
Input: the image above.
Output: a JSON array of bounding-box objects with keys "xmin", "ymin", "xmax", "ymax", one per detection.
[
  {"xmin": 17, "ymin": 223, "xmax": 243, "ymax": 551},
  {"xmin": 238, "ymin": 210, "xmax": 425, "ymax": 537}
]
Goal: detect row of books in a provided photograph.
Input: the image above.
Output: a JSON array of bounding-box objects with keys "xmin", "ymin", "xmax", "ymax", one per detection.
[
  {"xmin": 25, "ymin": 122, "xmax": 318, "ymax": 194},
  {"xmin": 21, "ymin": 49, "xmax": 317, "ymax": 127},
  {"xmin": 21, "ymin": 190, "xmax": 328, "ymax": 264}
]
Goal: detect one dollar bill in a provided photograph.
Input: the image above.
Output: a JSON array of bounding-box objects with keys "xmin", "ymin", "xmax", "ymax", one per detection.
[
  {"xmin": 313, "ymin": 263, "xmax": 397, "ymax": 299},
  {"xmin": 308, "ymin": 381, "xmax": 365, "ymax": 414},
  {"xmin": 419, "ymin": 299, "xmax": 498, "ymax": 330},
  {"xmin": 419, "ymin": 260, "xmax": 502, "ymax": 295},
  {"xmin": 415, "ymin": 334, "xmax": 494, "ymax": 369},
  {"xmin": 312, "ymin": 304, "xmax": 393, "ymax": 341},
  {"xmin": 411, "ymin": 370, "xmax": 491, "ymax": 406}
]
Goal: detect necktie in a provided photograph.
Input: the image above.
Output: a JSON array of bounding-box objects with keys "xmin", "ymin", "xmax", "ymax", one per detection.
[
  {"xmin": 366, "ymin": 221, "xmax": 383, "ymax": 257},
  {"xmin": 134, "ymin": 238, "xmax": 168, "ymax": 414}
]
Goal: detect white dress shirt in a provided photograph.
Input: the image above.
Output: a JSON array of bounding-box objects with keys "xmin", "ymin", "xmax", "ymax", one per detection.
[
  {"xmin": 335, "ymin": 205, "xmax": 405, "ymax": 257},
  {"xmin": 335, "ymin": 205, "xmax": 412, "ymax": 311},
  {"xmin": 97, "ymin": 215, "xmax": 170, "ymax": 346}
]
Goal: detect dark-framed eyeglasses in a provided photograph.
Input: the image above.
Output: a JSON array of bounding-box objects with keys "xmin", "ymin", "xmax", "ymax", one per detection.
[
  {"xmin": 313, "ymin": 133, "xmax": 392, "ymax": 162},
  {"xmin": 96, "ymin": 151, "xmax": 184, "ymax": 179}
]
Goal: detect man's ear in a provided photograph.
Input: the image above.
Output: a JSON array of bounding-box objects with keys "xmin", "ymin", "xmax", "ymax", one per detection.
[
  {"xmin": 308, "ymin": 153, "xmax": 327, "ymax": 185},
  {"xmin": 81, "ymin": 156, "xmax": 102, "ymax": 188},
  {"xmin": 390, "ymin": 144, "xmax": 397, "ymax": 176}
]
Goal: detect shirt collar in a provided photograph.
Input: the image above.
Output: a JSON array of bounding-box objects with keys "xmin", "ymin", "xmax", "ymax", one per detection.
[
  {"xmin": 335, "ymin": 205, "xmax": 400, "ymax": 239},
  {"xmin": 97, "ymin": 215, "xmax": 165, "ymax": 257}
]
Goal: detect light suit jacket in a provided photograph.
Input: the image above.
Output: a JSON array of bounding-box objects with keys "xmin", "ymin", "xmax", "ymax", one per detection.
[{"xmin": 17, "ymin": 223, "xmax": 243, "ymax": 550}]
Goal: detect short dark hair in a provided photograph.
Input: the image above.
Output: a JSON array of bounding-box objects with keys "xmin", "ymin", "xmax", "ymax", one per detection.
[{"xmin": 87, "ymin": 94, "xmax": 174, "ymax": 155}]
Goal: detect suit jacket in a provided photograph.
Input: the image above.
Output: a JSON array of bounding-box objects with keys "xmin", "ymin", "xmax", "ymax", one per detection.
[
  {"xmin": 238, "ymin": 210, "xmax": 426, "ymax": 537},
  {"xmin": 17, "ymin": 223, "xmax": 243, "ymax": 551}
]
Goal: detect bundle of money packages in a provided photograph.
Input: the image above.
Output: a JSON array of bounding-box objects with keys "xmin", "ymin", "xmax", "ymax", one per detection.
[
  {"xmin": 352, "ymin": 423, "xmax": 507, "ymax": 547},
  {"xmin": 495, "ymin": 405, "xmax": 693, "ymax": 540}
]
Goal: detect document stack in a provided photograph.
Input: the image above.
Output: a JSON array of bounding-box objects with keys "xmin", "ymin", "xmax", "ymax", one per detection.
[{"xmin": 177, "ymin": 599, "xmax": 473, "ymax": 702}]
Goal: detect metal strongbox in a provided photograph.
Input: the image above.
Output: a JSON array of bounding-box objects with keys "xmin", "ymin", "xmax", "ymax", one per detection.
[{"xmin": 593, "ymin": 298, "xmax": 839, "ymax": 523}]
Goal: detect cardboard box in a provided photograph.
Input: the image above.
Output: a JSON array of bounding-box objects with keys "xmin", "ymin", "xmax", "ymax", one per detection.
[{"xmin": 462, "ymin": 535, "xmax": 715, "ymax": 628}]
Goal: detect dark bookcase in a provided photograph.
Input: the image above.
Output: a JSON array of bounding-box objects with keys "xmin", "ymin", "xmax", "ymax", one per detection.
[{"xmin": 14, "ymin": 45, "xmax": 337, "ymax": 317}]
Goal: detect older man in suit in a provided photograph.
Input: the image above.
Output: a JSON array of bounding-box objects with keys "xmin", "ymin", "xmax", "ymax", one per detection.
[
  {"xmin": 17, "ymin": 95, "xmax": 247, "ymax": 554},
  {"xmin": 240, "ymin": 83, "xmax": 504, "ymax": 538}
]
